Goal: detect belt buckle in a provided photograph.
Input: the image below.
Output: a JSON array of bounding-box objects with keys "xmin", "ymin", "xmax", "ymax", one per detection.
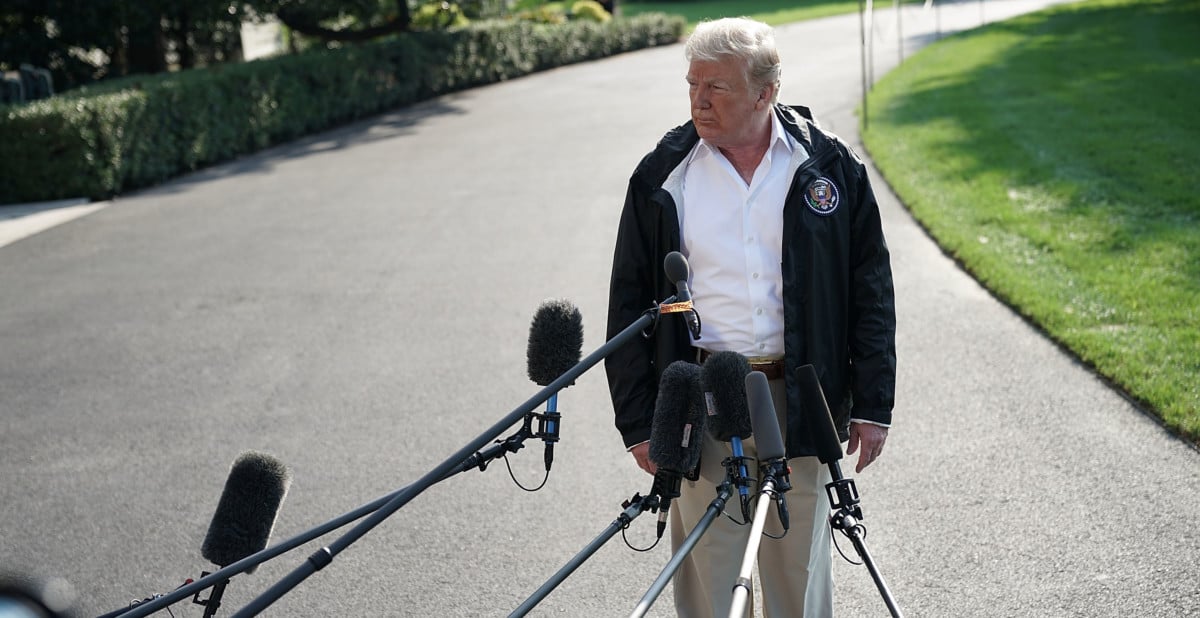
[{"xmin": 747, "ymin": 357, "xmax": 783, "ymax": 379}]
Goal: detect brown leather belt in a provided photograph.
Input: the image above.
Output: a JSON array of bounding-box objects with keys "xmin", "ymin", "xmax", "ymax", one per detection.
[{"xmin": 697, "ymin": 349, "xmax": 785, "ymax": 380}]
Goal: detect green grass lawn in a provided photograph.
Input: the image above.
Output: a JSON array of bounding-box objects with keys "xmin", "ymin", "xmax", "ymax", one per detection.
[
  {"xmin": 862, "ymin": 0, "xmax": 1200, "ymax": 443},
  {"xmin": 620, "ymin": 0, "xmax": 864, "ymax": 27}
]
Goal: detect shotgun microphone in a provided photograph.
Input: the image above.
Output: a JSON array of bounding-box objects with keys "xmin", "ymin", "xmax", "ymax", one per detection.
[
  {"xmin": 649, "ymin": 360, "xmax": 707, "ymax": 538},
  {"xmin": 798, "ymin": 364, "xmax": 861, "ymax": 515},
  {"xmin": 197, "ymin": 451, "xmax": 291, "ymax": 618},
  {"xmin": 662, "ymin": 252, "xmax": 701, "ymax": 339},
  {"xmin": 745, "ymin": 371, "xmax": 790, "ymax": 531},
  {"xmin": 202, "ymin": 452, "xmax": 292, "ymax": 570},
  {"xmin": 699, "ymin": 351, "xmax": 754, "ymax": 520},
  {"xmin": 526, "ymin": 299, "xmax": 585, "ymax": 471},
  {"xmin": 798, "ymin": 364, "xmax": 846, "ymax": 467}
]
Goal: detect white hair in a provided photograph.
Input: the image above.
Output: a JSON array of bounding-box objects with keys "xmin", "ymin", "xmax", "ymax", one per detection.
[{"xmin": 685, "ymin": 17, "xmax": 781, "ymax": 103}]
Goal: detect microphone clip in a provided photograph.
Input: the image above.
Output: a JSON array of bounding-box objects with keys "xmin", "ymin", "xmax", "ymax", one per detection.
[
  {"xmin": 640, "ymin": 300, "xmax": 668, "ymax": 339},
  {"xmin": 191, "ymin": 572, "xmax": 228, "ymax": 618},
  {"xmin": 657, "ymin": 296, "xmax": 702, "ymax": 341},
  {"xmin": 649, "ymin": 469, "xmax": 682, "ymax": 512},
  {"xmin": 762, "ymin": 457, "xmax": 791, "ymax": 493},
  {"xmin": 761, "ymin": 457, "xmax": 792, "ymax": 533},
  {"xmin": 722, "ymin": 455, "xmax": 756, "ymax": 523},
  {"xmin": 525, "ymin": 408, "xmax": 561, "ymax": 445},
  {"xmin": 722, "ymin": 455, "xmax": 756, "ymax": 491},
  {"xmin": 641, "ymin": 295, "xmax": 703, "ymax": 341},
  {"xmin": 825, "ymin": 477, "xmax": 863, "ymax": 522}
]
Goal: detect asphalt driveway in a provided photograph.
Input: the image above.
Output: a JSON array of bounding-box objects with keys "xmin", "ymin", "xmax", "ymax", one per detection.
[{"xmin": 2, "ymin": 1, "xmax": 1197, "ymax": 616}]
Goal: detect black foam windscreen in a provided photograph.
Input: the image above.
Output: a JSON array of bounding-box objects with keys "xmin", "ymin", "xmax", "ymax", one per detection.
[
  {"xmin": 700, "ymin": 351, "xmax": 753, "ymax": 442},
  {"xmin": 745, "ymin": 371, "xmax": 786, "ymax": 461},
  {"xmin": 663, "ymin": 252, "xmax": 690, "ymax": 298},
  {"xmin": 201, "ymin": 451, "xmax": 292, "ymax": 570},
  {"xmin": 649, "ymin": 361, "xmax": 707, "ymax": 473},
  {"xmin": 798, "ymin": 364, "xmax": 844, "ymax": 465},
  {"xmin": 526, "ymin": 299, "xmax": 584, "ymax": 387}
]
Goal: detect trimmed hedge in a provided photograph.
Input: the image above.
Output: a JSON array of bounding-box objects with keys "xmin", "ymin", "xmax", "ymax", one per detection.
[{"xmin": 0, "ymin": 14, "xmax": 684, "ymax": 204}]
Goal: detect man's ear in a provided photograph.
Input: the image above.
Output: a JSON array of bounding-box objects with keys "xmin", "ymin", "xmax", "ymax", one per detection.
[{"xmin": 756, "ymin": 83, "xmax": 776, "ymax": 108}]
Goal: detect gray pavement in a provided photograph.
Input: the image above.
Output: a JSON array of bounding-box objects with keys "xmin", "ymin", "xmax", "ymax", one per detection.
[{"xmin": 3, "ymin": 1, "xmax": 1198, "ymax": 617}]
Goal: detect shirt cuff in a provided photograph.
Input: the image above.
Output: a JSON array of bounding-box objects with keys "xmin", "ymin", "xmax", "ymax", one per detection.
[
  {"xmin": 627, "ymin": 440, "xmax": 649, "ymax": 452},
  {"xmin": 850, "ymin": 418, "xmax": 890, "ymax": 429}
]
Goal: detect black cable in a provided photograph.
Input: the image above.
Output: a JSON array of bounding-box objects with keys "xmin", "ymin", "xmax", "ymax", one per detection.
[
  {"xmin": 502, "ymin": 451, "xmax": 550, "ymax": 492},
  {"xmin": 831, "ymin": 522, "xmax": 866, "ymax": 566}
]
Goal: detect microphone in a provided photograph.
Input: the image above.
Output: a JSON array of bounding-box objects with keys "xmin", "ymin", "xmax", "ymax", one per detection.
[
  {"xmin": 797, "ymin": 364, "xmax": 861, "ymax": 516},
  {"xmin": 648, "ymin": 360, "xmax": 707, "ymax": 538},
  {"xmin": 526, "ymin": 299, "xmax": 585, "ymax": 471},
  {"xmin": 198, "ymin": 451, "xmax": 291, "ymax": 618},
  {"xmin": 798, "ymin": 364, "xmax": 845, "ymax": 467},
  {"xmin": 662, "ymin": 252, "xmax": 701, "ymax": 339},
  {"xmin": 202, "ymin": 452, "xmax": 292, "ymax": 569},
  {"xmin": 745, "ymin": 371, "xmax": 790, "ymax": 531},
  {"xmin": 699, "ymin": 351, "xmax": 753, "ymax": 520},
  {"xmin": 663, "ymin": 252, "xmax": 693, "ymax": 303}
]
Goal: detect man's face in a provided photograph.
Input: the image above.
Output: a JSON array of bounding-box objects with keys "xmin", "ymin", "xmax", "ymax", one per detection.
[{"xmin": 687, "ymin": 57, "xmax": 770, "ymax": 150}]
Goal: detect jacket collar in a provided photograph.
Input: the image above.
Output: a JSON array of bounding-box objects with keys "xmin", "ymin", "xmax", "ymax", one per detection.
[{"xmin": 634, "ymin": 104, "xmax": 822, "ymax": 190}]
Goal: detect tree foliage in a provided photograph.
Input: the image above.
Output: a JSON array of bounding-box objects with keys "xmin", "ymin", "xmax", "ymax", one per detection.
[
  {"xmin": 0, "ymin": 0, "xmax": 247, "ymax": 90},
  {"xmin": 245, "ymin": 0, "xmax": 413, "ymax": 42},
  {"xmin": 1, "ymin": 0, "xmax": 602, "ymax": 93}
]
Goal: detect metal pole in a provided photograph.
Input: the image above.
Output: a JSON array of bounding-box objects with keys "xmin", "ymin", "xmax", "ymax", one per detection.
[
  {"xmin": 512, "ymin": 497, "xmax": 649, "ymax": 617},
  {"xmin": 859, "ymin": 0, "xmax": 869, "ymax": 131},
  {"xmin": 726, "ymin": 482, "xmax": 777, "ymax": 618},
  {"xmin": 629, "ymin": 484, "xmax": 732, "ymax": 617}
]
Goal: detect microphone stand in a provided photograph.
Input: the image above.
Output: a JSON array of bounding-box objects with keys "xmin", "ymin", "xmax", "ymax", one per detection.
[
  {"xmin": 629, "ymin": 453, "xmax": 749, "ymax": 618},
  {"xmin": 824, "ymin": 473, "xmax": 903, "ymax": 618},
  {"xmin": 727, "ymin": 458, "xmax": 790, "ymax": 618},
  {"xmin": 509, "ymin": 492, "xmax": 655, "ymax": 617},
  {"xmin": 230, "ymin": 300, "xmax": 672, "ymax": 617}
]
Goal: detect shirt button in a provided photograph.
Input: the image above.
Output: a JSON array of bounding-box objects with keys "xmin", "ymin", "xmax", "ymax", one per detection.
[
  {"xmin": 752, "ymin": 272, "xmax": 760, "ymax": 279},
  {"xmin": 756, "ymin": 308, "xmax": 763, "ymax": 315},
  {"xmin": 758, "ymin": 343, "xmax": 766, "ymax": 350}
]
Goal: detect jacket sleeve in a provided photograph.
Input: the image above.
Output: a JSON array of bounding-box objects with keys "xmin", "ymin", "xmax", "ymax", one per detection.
[
  {"xmin": 846, "ymin": 148, "xmax": 897, "ymax": 426},
  {"xmin": 605, "ymin": 180, "xmax": 658, "ymax": 448}
]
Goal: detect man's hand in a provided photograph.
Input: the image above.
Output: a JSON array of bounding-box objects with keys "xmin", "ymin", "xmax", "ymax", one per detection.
[
  {"xmin": 846, "ymin": 423, "xmax": 888, "ymax": 473},
  {"xmin": 629, "ymin": 441, "xmax": 657, "ymax": 475}
]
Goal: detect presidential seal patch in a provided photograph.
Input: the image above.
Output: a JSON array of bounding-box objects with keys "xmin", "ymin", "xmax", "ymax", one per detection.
[{"xmin": 804, "ymin": 177, "xmax": 840, "ymax": 216}]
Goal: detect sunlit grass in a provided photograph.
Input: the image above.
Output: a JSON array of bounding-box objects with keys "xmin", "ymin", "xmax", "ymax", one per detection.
[
  {"xmin": 620, "ymin": 0, "xmax": 863, "ymax": 27},
  {"xmin": 864, "ymin": 0, "xmax": 1200, "ymax": 443}
]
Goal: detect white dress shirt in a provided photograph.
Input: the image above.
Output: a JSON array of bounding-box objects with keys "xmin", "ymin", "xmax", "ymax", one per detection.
[{"xmin": 677, "ymin": 113, "xmax": 803, "ymax": 358}]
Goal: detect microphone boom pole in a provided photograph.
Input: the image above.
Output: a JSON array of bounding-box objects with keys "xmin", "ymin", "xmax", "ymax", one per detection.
[
  {"xmin": 104, "ymin": 484, "xmax": 407, "ymax": 618},
  {"xmin": 231, "ymin": 304, "xmax": 668, "ymax": 617},
  {"xmin": 628, "ymin": 479, "xmax": 733, "ymax": 618},
  {"xmin": 509, "ymin": 493, "xmax": 651, "ymax": 618},
  {"xmin": 728, "ymin": 478, "xmax": 780, "ymax": 618}
]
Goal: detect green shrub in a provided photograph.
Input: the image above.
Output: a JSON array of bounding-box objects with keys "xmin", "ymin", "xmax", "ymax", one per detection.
[{"xmin": 0, "ymin": 14, "xmax": 685, "ymax": 204}]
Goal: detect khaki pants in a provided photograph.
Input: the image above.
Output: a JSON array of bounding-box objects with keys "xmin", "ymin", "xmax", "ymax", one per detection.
[{"xmin": 669, "ymin": 378, "xmax": 834, "ymax": 618}]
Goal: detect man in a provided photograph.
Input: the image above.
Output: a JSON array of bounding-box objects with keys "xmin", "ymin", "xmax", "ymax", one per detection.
[{"xmin": 604, "ymin": 17, "xmax": 896, "ymax": 618}]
